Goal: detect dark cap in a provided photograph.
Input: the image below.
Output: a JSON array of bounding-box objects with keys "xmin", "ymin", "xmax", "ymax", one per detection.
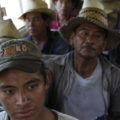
[{"xmin": 0, "ymin": 39, "xmax": 43, "ymax": 73}]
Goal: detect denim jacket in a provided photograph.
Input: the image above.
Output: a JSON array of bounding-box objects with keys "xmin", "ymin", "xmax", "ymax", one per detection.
[{"xmin": 27, "ymin": 31, "xmax": 71, "ymax": 55}]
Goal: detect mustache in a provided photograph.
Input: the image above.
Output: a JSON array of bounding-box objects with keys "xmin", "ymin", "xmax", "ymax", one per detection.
[{"xmin": 81, "ymin": 44, "xmax": 96, "ymax": 51}]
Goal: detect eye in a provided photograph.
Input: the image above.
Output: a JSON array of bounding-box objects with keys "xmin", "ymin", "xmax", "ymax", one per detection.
[
  {"xmin": 94, "ymin": 34, "xmax": 101, "ymax": 38},
  {"xmin": 93, "ymin": 33, "xmax": 104, "ymax": 40},
  {"xmin": 3, "ymin": 89, "xmax": 14, "ymax": 94},
  {"xmin": 33, "ymin": 16, "xmax": 41, "ymax": 21},
  {"xmin": 25, "ymin": 18, "xmax": 30, "ymax": 23},
  {"xmin": 78, "ymin": 30, "xmax": 88, "ymax": 38},
  {"xmin": 27, "ymin": 83, "xmax": 39, "ymax": 90}
]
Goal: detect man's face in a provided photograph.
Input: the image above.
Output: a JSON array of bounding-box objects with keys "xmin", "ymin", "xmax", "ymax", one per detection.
[
  {"xmin": 0, "ymin": 69, "xmax": 49, "ymax": 120},
  {"xmin": 25, "ymin": 12, "xmax": 47, "ymax": 37},
  {"xmin": 55, "ymin": 0, "xmax": 73, "ymax": 17},
  {"xmin": 70, "ymin": 23, "xmax": 107, "ymax": 59}
]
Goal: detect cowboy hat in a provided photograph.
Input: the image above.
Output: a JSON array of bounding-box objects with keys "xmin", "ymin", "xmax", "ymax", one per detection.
[
  {"xmin": 18, "ymin": 0, "xmax": 54, "ymax": 21},
  {"xmin": 60, "ymin": 0, "xmax": 120, "ymax": 50},
  {"xmin": 0, "ymin": 19, "xmax": 20, "ymax": 39}
]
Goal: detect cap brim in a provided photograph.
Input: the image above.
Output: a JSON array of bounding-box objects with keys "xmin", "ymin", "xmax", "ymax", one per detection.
[
  {"xmin": 0, "ymin": 59, "xmax": 43, "ymax": 73},
  {"xmin": 60, "ymin": 17, "xmax": 120, "ymax": 50},
  {"xmin": 18, "ymin": 8, "xmax": 55, "ymax": 21}
]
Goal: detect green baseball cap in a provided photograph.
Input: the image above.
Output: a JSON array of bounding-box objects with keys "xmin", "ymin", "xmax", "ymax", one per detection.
[{"xmin": 0, "ymin": 38, "xmax": 44, "ymax": 73}]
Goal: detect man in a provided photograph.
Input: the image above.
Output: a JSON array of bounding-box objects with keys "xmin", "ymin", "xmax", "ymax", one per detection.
[
  {"xmin": 0, "ymin": 38, "xmax": 78, "ymax": 120},
  {"xmin": 44, "ymin": 0, "xmax": 120, "ymax": 120},
  {"xmin": 50, "ymin": 0, "xmax": 83, "ymax": 30},
  {"xmin": 19, "ymin": 0, "xmax": 70, "ymax": 55}
]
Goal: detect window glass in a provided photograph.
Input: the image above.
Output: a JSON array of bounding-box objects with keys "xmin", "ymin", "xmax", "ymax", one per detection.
[{"xmin": 0, "ymin": 0, "xmax": 51, "ymax": 29}]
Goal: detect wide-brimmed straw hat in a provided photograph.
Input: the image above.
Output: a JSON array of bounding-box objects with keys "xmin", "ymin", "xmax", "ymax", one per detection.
[
  {"xmin": 100, "ymin": 0, "xmax": 120, "ymax": 14},
  {"xmin": 60, "ymin": 0, "xmax": 120, "ymax": 50},
  {"xmin": 0, "ymin": 19, "xmax": 20, "ymax": 39},
  {"xmin": 18, "ymin": 0, "xmax": 54, "ymax": 21}
]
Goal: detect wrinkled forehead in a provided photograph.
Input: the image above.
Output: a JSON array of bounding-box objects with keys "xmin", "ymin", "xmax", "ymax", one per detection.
[
  {"xmin": 0, "ymin": 69, "xmax": 43, "ymax": 84},
  {"xmin": 74, "ymin": 22, "xmax": 107, "ymax": 34}
]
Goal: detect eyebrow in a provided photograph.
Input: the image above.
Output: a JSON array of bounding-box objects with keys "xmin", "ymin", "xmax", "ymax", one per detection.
[
  {"xmin": 0, "ymin": 78, "xmax": 43, "ymax": 89},
  {"xmin": 25, "ymin": 78, "xmax": 42, "ymax": 85},
  {"xmin": 0, "ymin": 85, "xmax": 16, "ymax": 89}
]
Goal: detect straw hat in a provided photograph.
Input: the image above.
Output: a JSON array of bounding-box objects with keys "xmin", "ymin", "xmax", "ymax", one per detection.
[
  {"xmin": 100, "ymin": 0, "xmax": 120, "ymax": 14},
  {"xmin": 0, "ymin": 19, "xmax": 20, "ymax": 39},
  {"xmin": 60, "ymin": 0, "xmax": 120, "ymax": 50},
  {"xmin": 18, "ymin": 0, "xmax": 54, "ymax": 21}
]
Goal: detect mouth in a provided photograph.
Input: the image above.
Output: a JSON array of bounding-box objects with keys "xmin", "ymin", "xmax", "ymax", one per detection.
[
  {"xmin": 82, "ymin": 46, "xmax": 96, "ymax": 51},
  {"xmin": 17, "ymin": 109, "xmax": 34, "ymax": 118}
]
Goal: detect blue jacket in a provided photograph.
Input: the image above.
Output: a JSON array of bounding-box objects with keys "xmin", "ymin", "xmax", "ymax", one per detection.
[{"xmin": 27, "ymin": 31, "xmax": 71, "ymax": 55}]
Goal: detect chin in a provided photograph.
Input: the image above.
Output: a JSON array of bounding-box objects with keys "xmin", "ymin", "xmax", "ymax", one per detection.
[{"xmin": 80, "ymin": 53, "xmax": 96, "ymax": 59}]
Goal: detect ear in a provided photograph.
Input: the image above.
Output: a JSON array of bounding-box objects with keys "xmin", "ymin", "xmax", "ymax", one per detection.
[
  {"xmin": 102, "ymin": 40, "xmax": 107, "ymax": 51},
  {"xmin": 44, "ymin": 70, "xmax": 52, "ymax": 90},
  {"xmin": 69, "ymin": 32, "xmax": 75, "ymax": 46}
]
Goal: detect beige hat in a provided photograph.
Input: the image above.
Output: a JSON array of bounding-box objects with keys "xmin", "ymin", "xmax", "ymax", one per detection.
[
  {"xmin": 18, "ymin": 0, "xmax": 54, "ymax": 21},
  {"xmin": 60, "ymin": 0, "xmax": 120, "ymax": 50},
  {"xmin": 0, "ymin": 19, "xmax": 20, "ymax": 39},
  {"xmin": 100, "ymin": 0, "xmax": 120, "ymax": 14}
]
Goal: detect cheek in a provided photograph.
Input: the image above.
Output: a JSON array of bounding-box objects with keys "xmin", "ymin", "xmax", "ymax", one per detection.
[
  {"xmin": 73, "ymin": 36, "xmax": 83, "ymax": 47},
  {"xmin": 37, "ymin": 22, "xmax": 47, "ymax": 30},
  {"xmin": 97, "ymin": 41, "xmax": 106, "ymax": 50},
  {"xmin": 0, "ymin": 95, "xmax": 15, "ymax": 111},
  {"xmin": 32, "ymin": 88, "xmax": 46, "ymax": 105}
]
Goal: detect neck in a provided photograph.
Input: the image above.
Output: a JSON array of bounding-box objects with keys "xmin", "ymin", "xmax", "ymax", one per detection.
[
  {"xmin": 38, "ymin": 108, "xmax": 56, "ymax": 120},
  {"xmin": 11, "ymin": 107, "xmax": 56, "ymax": 120},
  {"xmin": 73, "ymin": 53, "xmax": 97, "ymax": 78},
  {"xmin": 32, "ymin": 31, "xmax": 48, "ymax": 46}
]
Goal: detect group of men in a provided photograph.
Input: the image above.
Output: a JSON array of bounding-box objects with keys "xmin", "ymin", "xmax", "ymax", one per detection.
[{"xmin": 0, "ymin": 0, "xmax": 120, "ymax": 120}]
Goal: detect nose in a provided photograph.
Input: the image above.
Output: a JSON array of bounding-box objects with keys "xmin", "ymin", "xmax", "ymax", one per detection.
[
  {"xmin": 16, "ymin": 90, "xmax": 30, "ymax": 106},
  {"xmin": 86, "ymin": 34, "xmax": 94, "ymax": 43},
  {"xmin": 26, "ymin": 19, "xmax": 34, "ymax": 27},
  {"xmin": 29, "ymin": 20, "xmax": 34, "ymax": 27}
]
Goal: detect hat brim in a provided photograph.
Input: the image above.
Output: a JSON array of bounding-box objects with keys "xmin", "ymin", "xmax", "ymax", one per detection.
[
  {"xmin": 18, "ymin": 8, "xmax": 55, "ymax": 21},
  {"xmin": 60, "ymin": 17, "xmax": 120, "ymax": 50},
  {"xmin": 0, "ymin": 58, "xmax": 43, "ymax": 73}
]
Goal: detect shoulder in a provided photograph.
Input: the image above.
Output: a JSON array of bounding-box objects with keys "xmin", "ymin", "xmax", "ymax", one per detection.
[
  {"xmin": 100, "ymin": 55, "xmax": 120, "ymax": 72},
  {"xmin": 100, "ymin": 55, "xmax": 120, "ymax": 88},
  {"xmin": 53, "ymin": 110, "xmax": 78, "ymax": 120},
  {"xmin": 0, "ymin": 111, "xmax": 8, "ymax": 120},
  {"xmin": 43, "ymin": 52, "xmax": 72, "ymax": 66},
  {"xmin": 50, "ymin": 31, "xmax": 68, "ymax": 45},
  {"xmin": 49, "ymin": 31, "xmax": 71, "ymax": 54}
]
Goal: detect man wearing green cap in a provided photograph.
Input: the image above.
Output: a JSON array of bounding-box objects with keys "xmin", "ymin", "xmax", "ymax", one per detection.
[
  {"xmin": 19, "ymin": 0, "xmax": 70, "ymax": 55},
  {"xmin": 0, "ymin": 39, "xmax": 78, "ymax": 120},
  {"xmin": 44, "ymin": 0, "xmax": 120, "ymax": 120}
]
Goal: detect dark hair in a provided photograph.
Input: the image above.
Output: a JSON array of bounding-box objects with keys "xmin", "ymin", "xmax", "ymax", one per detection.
[
  {"xmin": 23, "ymin": 12, "xmax": 53, "ymax": 25},
  {"xmin": 24, "ymin": 12, "xmax": 50, "ymax": 21},
  {"xmin": 37, "ymin": 61, "xmax": 48, "ymax": 84},
  {"xmin": 40, "ymin": 13, "xmax": 51, "ymax": 21}
]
